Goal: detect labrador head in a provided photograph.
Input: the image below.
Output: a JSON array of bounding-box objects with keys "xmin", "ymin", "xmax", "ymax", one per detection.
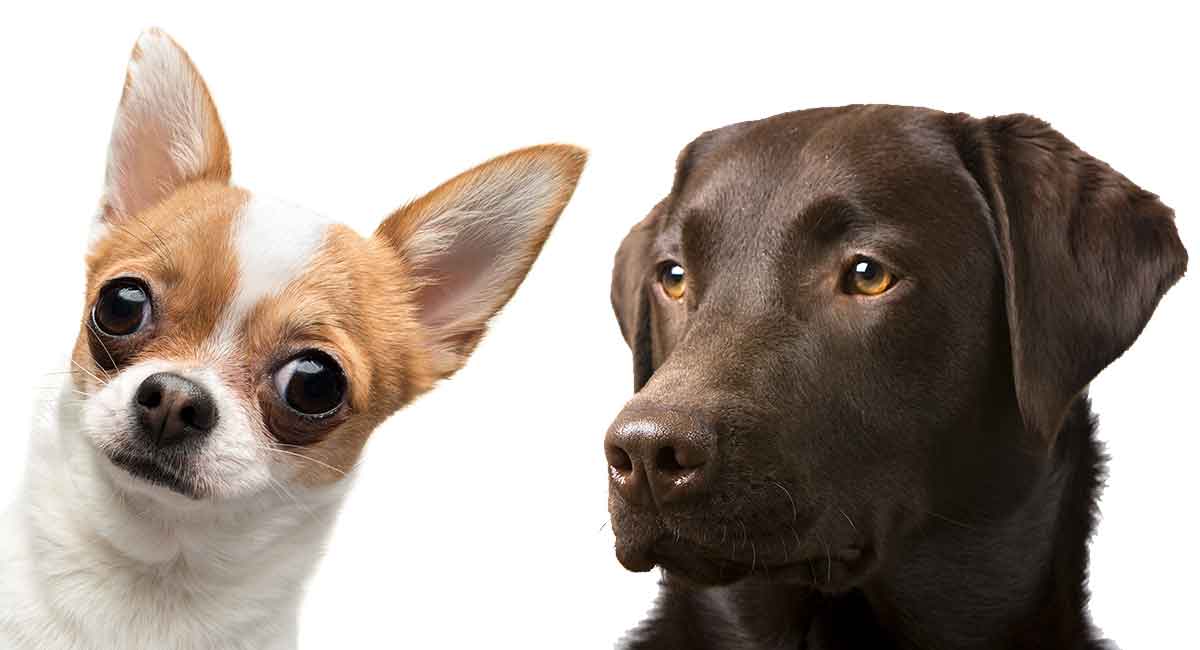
[{"xmin": 605, "ymin": 105, "xmax": 1186, "ymax": 588}]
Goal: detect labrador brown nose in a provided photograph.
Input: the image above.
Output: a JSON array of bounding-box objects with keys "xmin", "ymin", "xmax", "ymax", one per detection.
[{"xmin": 605, "ymin": 407, "xmax": 714, "ymax": 508}]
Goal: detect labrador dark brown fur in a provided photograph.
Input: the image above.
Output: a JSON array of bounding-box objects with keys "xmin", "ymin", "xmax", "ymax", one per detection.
[{"xmin": 606, "ymin": 105, "xmax": 1186, "ymax": 649}]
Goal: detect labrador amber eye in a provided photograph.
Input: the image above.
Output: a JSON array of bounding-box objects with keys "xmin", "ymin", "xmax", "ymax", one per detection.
[
  {"xmin": 274, "ymin": 352, "xmax": 347, "ymax": 417},
  {"xmin": 659, "ymin": 263, "xmax": 687, "ymax": 300},
  {"xmin": 844, "ymin": 258, "xmax": 895, "ymax": 296},
  {"xmin": 93, "ymin": 279, "xmax": 151, "ymax": 336}
]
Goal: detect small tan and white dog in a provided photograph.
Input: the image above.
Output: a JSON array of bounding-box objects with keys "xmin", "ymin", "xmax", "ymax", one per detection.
[{"xmin": 0, "ymin": 29, "xmax": 584, "ymax": 649}]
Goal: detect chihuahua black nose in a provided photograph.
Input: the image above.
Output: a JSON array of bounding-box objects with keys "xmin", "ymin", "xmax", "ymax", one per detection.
[
  {"xmin": 134, "ymin": 372, "xmax": 218, "ymax": 447},
  {"xmin": 605, "ymin": 407, "xmax": 714, "ymax": 508}
]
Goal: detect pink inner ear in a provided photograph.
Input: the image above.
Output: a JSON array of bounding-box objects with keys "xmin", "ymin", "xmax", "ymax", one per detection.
[
  {"xmin": 412, "ymin": 225, "xmax": 520, "ymax": 336},
  {"xmin": 107, "ymin": 119, "xmax": 188, "ymax": 219},
  {"xmin": 380, "ymin": 143, "xmax": 585, "ymax": 375}
]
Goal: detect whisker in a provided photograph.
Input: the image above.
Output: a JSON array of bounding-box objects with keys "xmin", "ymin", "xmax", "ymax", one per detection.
[
  {"xmin": 128, "ymin": 212, "xmax": 174, "ymax": 267},
  {"xmin": 112, "ymin": 221, "xmax": 172, "ymax": 269},
  {"xmin": 84, "ymin": 322, "xmax": 119, "ymax": 377},
  {"xmin": 790, "ymin": 525, "xmax": 804, "ymax": 554},
  {"xmin": 71, "ymin": 359, "xmax": 108, "ymax": 387},
  {"xmin": 923, "ymin": 509, "xmax": 980, "ymax": 531},
  {"xmin": 773, "ymin": 481, "xmax": 798, "ymax": 521},
  {"xmin": 897, "ymin": 502, "xmax": 981, "ymax": 531},
  {"xmin": 260, "ymin": 446, "xmax": 349, "ymax": 477},
  {"xmin": 814, "ymin": 530, "xmax": 832, "ymax": 585},
  {"xmin": 42, "ymin": 369, "xmax": 100, "ymax": 385},
  {"xmin": 271, "ymin": 442, "xmax": 361, "ymax": 469},
  {"xmin": 267, "ymin": 475, "xmax": 320, "ymax": 524},
  {"xmin": 262, "ymin": 474, "xmax": 287, "ymax": 501},
  {"xmin": 34, "ymin": 383, "xmax": 91, "ymax": 398},
  {"xmin": 838, "ymin": 507, "xmax": 858, "ymax": 532}
]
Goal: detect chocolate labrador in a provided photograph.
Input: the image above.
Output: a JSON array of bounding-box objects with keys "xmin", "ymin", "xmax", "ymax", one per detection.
[{"xmin": 605, "ymin": 105, "xmax": 1187, "ymax": 649}]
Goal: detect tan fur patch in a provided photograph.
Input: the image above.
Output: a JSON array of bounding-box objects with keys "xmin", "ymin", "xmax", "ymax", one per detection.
[
  {"xmin": 75, "ymin": 182, "xmax": 247, "ymax": 387},
  {"xmin": 238, "ymin": 226, "xmax": 434, "ymax": 484}
]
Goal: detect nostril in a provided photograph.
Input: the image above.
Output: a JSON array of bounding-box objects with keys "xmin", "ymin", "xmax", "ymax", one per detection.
[
  {"xmin": 181, "ymin": 397, "xmax": 218, "ymax": 431},
  {"xmin": 137, "ymin": 385, "xmax": 162, "ymax": 409},
  {"xmin": 606, "ymin": 444, "xmax": 633, "ymax": 473},
  {"xmin": 657, "ymin": 444, "xmax": 706, "ymax": 473},
  {"xmin": 656, "ymin": 446, "xmax": 684, "ymax": 472}
]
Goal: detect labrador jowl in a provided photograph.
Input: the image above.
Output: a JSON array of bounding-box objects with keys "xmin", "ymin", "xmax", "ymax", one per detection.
[{"xmin": 605, "ymin": 105, "xmax": 1186, "ymax": 649}]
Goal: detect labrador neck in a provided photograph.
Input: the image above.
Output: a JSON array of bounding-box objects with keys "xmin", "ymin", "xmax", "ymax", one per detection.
[
  {"xmin": 858, "ymin": 398, "xmax": 1101, "ymax": 649},
  {"xmin": 629, "ymin": 397, "xmax": 1104, "ymax": 650}
]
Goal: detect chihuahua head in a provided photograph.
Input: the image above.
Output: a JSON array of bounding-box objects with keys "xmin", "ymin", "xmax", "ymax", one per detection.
[{"xmin": 70, "ymin": 30, "xmax": 584, "ymax": 504}]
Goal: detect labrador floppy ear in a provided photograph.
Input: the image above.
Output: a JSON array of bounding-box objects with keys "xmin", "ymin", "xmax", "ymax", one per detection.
[
  {"xmin": 376, "ymin": 144, "xmax": 586, "ymax": 379},
  {"xmin": 101, "ymin": 28, "xmax": 231, "ymax": 224},
  {"xmin": 612, "ymin": 129, "xmax": 737, "ymax": 391},
  {"xmin": 612, "ymin": 202, "xmax": 664, "ymax": 391},
  {"xmin": 952, "ymin": 113, "xmax": 1187, "ymax": 441}
]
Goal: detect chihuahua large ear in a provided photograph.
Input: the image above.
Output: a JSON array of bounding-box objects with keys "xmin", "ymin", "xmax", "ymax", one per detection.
[
  {"xmin": 951, "ymin": 113, "xmax": 1187, "ymax": 441},
  {"xmin": 101, "ymin": 29, "xmax": 231, "ymax": 223},
  {"xmin": 376, "ymin": 145, "xmax": 586, "ymax": 379}
]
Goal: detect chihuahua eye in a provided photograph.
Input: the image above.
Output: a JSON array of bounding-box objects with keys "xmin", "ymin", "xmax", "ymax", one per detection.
[
  {"xmin": 93, "ymin": 279, "xmax": 152, "ymax": 336},
  {"xmin": 842, "ymin": 258, "xmax": 896, "ymax": 296},
  {"xmin": 659, "ymin": 262, "xmax": 687, "ymax": 300},
  {"xmin": 274, "ymin": 352, "xmax": 347, "ymax": 417}
]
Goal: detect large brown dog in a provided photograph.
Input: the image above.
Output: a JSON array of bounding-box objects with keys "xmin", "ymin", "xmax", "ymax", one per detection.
[{"xmin": 606, "ymin": 105, "xmax": 1186, "ymax": 649}]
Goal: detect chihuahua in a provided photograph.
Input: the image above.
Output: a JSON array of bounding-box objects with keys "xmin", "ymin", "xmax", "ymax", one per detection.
[{"xmin": 0, "ymin": 29, "xmax": 584, "ymax": 649}]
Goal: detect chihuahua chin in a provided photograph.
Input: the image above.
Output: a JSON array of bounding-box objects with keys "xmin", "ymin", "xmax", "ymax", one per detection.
[{"xmin": 0, "ymin": 29, "xmax": 584, "ymax": 649}]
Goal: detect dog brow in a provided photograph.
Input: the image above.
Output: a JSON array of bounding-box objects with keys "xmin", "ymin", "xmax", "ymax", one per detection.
[
  {"xmin": 801, "ymin": 196, "xmax": 915, "ymax": 249},
  {"xmin": 803, "ymin": 197, "xmax": 872, "ymax": 241}
]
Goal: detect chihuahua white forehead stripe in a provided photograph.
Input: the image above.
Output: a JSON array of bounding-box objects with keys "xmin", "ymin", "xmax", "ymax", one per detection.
[{"xmin": 212, "ymin": 195, "xmax": 330, "ymax": 347}]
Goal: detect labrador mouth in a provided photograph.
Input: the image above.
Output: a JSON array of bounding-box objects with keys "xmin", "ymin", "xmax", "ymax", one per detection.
[
  {"xmin": 613, "ymin": 513, "xmax": 872, "ymax": 589},
  {"xmin": 105, "ymin": 451, "xmax": 202, "ymax": 499},
  {"xmin": 653, "ymin": 537, "xmax": 870, "ymax": 589}
]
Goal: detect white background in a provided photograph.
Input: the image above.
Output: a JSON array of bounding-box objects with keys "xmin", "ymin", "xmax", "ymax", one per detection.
[{"xmin": 0, "ymin": 2, "xmax": 1195, "ymax": 648}]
